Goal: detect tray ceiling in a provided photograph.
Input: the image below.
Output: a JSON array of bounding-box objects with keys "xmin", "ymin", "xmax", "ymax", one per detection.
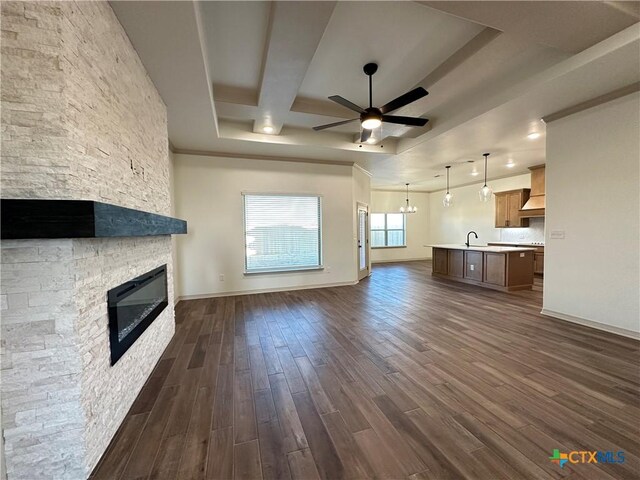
[{"xmin": 111, "ymin": 1, "xmax": 639, "ymax": 191}]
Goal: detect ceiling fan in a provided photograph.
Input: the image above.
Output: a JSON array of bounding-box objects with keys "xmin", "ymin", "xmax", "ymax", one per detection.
[{"xmin": 313, "ymin": 62, "xmax": 429, "ymax": 143}]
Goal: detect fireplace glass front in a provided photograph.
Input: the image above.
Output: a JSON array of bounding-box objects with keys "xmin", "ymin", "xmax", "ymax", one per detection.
[{"xmin": 107, "ymin": 265, "xmax": 168, "ymax": 365}]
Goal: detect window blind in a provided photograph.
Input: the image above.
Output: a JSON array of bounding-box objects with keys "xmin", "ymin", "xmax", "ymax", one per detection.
[
  {"xmin": 370, "ymin": 213, "xmax": 406, "ymax": 247},
  {"xmin": 243, "ymin": 194, "xmax": 322, "ymax": 273}
]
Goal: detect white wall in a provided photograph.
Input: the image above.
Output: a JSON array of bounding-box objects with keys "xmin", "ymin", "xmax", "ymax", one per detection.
[
  {"xmin": 543, "ymin": 93, "xmax": 640, "ymax": 336},
  {"xmin": 174, "ymin": 154, "xmax": 363, "ymax": 298},
  {"xmin": 500, "ymin": 217, "xmax": 545, "ymax": 243},
  {"xmin": 371, "ymin": 190, "xmax": 430, "ymax": 262},
  {"xmin": 427, "ymin": 174, "xmax": 532, "ymax": 255}
]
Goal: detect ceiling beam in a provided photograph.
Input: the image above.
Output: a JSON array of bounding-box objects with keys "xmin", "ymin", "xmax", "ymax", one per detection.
[
  {"xmin": 224, "ymin": 120, "xmax": 398, "ymax": 154},
  {"xmin": 419, "ymin": 27, "xmax": 502, "ymax": 90},
  {"xmin": 253, "ymin": 1, "xmax": 337, "ymax": 135},
  {"xmin": 111, "ymin": 1, "xmax": 220, "ymax": 149},
  {"xmin": 542, "ymin": 81, "xmax": 640, "ymax": 123},
  {"xmin": 398, "ymin": 21, "xmax": 640, "ymax": 154},
  {"xmin": 386, "ymin": 27, "xmax": 502, "ymax": 138},
  {"xmin": 171, "ymin": 148, "xmax": 357, "ymax": 167},
  {"xmin": 418, "ymin": 0, "xmax": 640, "ymax": 54}
]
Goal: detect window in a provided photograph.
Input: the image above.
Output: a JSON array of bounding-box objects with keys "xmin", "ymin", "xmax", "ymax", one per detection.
[
  {"xmin": 243, "ymin": 194, "xmax": 322, "ymax": 273},
  {"xmin": 371, "ymin": 213, "xmax": 406, "ymax": 248}
]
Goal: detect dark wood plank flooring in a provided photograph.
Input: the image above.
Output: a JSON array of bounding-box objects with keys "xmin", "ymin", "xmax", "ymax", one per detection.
[{"xmin": 92, "ymin": 261, "xmax": 639, "ymax": 480}]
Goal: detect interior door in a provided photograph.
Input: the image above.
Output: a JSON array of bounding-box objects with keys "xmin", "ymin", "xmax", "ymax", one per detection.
[{"xmin": 357, "ymin": 205, "xmax": 369, "ymax": 280}]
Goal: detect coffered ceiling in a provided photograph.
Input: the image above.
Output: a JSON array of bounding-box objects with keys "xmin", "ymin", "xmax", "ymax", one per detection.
[{"xmin": 111, "ymin": 1, "xmax": 640, "ymax": 191}]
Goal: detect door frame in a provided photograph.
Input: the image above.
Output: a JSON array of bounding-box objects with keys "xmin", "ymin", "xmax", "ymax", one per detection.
[{"xmin": 357, "ymin": 202, "xmax": 370, "ymax": 281}]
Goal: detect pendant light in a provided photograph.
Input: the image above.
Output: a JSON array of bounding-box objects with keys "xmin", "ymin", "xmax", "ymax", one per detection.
[
  {"xmin": 400, "ymin": 183, "xmax": 417, "ymax": 213},
  {"xmin": 479, "ymin": 153, "xmax": 493, "ymax": 202},
  {"xmin": 443, "ymin": 166, "xmax": 453, "ymax": 207}
]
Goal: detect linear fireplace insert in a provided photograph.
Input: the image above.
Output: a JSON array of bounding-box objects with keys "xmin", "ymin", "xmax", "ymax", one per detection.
[{"xmin": 108, "ymin": 265, "xmax": 168, "ymax": 365}]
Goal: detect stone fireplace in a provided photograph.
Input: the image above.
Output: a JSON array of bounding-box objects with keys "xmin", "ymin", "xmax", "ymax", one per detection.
[
  {"xmin": 0, "ymin": 2, "xmax": 184, "ymax": 479},
  {"xmin": 108, "ymin": 264, "xmax": 169, "ymax": 365}
]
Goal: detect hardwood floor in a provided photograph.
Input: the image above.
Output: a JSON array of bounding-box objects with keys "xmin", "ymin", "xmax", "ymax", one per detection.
[{"xmin": 92, "ymin": 261, "xmax": 639, "ymax": 480}]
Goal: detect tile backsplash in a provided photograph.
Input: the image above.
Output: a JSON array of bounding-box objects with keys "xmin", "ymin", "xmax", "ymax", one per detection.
[{"xmin": 500, "ymin": 217, "xmax": 545, "ymax": 243}]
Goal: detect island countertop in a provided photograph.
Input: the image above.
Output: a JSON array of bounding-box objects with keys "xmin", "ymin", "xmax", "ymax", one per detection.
[{"xmin": 429, "ymin": 244, "xmax": 536, "ymax": 253}]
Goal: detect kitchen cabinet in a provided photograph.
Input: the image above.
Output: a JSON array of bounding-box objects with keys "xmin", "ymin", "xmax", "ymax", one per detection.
[
  {"xmin": 433, "ymin": 248, "xmax": 448, "ymax": 274},
  {"xmin": 534, "ymin": 252, "xmax": 544, "ymax": 275},
  {"xmin": 488, "ymin": 243, "xmax": 544, "ymax": 276},
  {"xmin": 448, "ymin": 250, "xmax": 464, "ymax": 278},
  {"xmin": 484, "ymin": 253, "xmax": 507, "ymax": 286},
  {"xmin": 495, "ymin": 189, "xmax": 530, "ymax": 228},
  {"xmin": 431, "ymin": 245, "xmax": 535, "ymax": 292},
  {"xmin": 464, "ymin": 251, "xmax": 483, "ymax": 282}
]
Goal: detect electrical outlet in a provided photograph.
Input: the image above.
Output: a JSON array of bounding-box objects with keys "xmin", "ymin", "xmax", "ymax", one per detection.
[
  {"xmin": 470, "ymin": 265, "xmax": 474, "ymax": 271},
  {"xmin": 219, "ymin": 274, "xmax": 224, "ymax": 282},
  {"xmin": 326, "ymin": 266, "xmax": 331, "ymax": 273}
]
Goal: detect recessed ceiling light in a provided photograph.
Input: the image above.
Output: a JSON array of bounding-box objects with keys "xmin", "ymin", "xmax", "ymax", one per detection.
[
  {"xmin": 263, "ymin": 125, "xmax": 274, "ymax": 134},
  {"xmin": 527, "ymin": 132, "xmax": 541, "ymax": 140},
  {"xmin": 506, "ymin": 163, "xmax": 515, "ymax": 168},
  {"xmin": 471, "ymin": 171, "xmax": 479, "ymax": 176}
]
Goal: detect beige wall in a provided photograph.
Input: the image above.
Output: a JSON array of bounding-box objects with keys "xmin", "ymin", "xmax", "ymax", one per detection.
[
  {"xmin": 543, "ymin": 93, "xmax": 640, "ymax": 336},
  {"xmin": 170, "ymin": 150, "xmax": 180, "ymax": 301},
  {"xmin": 353, "ymin": 166, "xmax": 372, "ymax": 274},
  {"xmin": 427, "ymin": 174, "xmax": 532, "ymax": 255},
  {"xmin": 174, "ymin": 154, "xmax": 367, "ymax": 298},
  {"xmin": 370, "ymin": 190, "xmax": 430, "ymax": 263}
]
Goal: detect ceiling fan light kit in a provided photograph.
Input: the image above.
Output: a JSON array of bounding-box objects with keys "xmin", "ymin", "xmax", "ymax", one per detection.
[
  {"xmin": 313, "ymin": 62, "xmax": 430, "ymax": 143},
  {"xmin": 361, "ymin": 114, "xmax": 382, "ymax": 130},
  {"xmin": 365, "ymin": 128, "xmax": 379, "ymax": 144}
]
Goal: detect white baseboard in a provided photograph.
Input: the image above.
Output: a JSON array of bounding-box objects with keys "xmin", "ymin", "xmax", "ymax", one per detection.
[
  {"xmin": 177, "ymin": 280, "xmax": 358, "ymax": 302},
  {"xmin": 540, "ymin": 308, "xmax": 640, "ymax": 340},
  {"xmin": 372, "ymin": 257, "xmax": 431, "ymax": 264}
]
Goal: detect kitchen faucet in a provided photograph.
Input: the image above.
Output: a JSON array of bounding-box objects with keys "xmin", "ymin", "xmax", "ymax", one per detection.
[{"xmin": 466, "ymin": 231, "xmax": 478, "ymax": 247}]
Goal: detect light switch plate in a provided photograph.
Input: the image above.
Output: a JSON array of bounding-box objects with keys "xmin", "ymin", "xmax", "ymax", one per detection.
[{"xmin": 550, "ymin": 230, "xmax": 565, "ymax": 239}]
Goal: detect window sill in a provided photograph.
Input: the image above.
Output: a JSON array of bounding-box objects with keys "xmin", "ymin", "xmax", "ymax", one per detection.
[
  {"xmin": 244, "ymin": 266, "xmax": 324, "ymax": 275},
  {"xmin": 372, "ymin": 246, "xmax": 407, "ymax": 249}
]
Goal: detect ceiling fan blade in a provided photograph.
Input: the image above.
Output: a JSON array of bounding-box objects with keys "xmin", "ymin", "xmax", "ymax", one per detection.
[
  {"xmin": 380, "ymin": 87, "xmax": 428, "ymax": 114},
  {"xmin": 381, "ymin": 115, "xmax": 429, "ymax": 127},
  {"xmin": 360, "ymin": 128, "xmax": 372, "ymax": 143},
  {"xmin": 312, "ymin": 118, "xmax": 359, "ymax": 131},
  {"xmin": 328, "ymin": 95, "xmax": 366, "ymax": 114}
]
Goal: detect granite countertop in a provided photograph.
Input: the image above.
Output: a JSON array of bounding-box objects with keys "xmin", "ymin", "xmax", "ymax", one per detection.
[{"xmin": 430, "ymin": 244, "xmax": 537, "ymax": 253}]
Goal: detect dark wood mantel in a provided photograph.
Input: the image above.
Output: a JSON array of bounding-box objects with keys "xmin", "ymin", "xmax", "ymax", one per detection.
[{"xmin": 1, "ymin": 199, "xmax": 187, "ymax": 239}]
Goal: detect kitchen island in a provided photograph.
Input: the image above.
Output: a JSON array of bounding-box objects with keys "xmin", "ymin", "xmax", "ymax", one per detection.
[{"xmin": 430, "ymin": 244, "xmax": 535, "ymax": 291}]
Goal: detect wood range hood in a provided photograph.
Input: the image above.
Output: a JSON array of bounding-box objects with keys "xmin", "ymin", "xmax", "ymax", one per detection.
[{"xmin": 519, "ymin": 164, "xmax": 545, "ymax": 218}]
